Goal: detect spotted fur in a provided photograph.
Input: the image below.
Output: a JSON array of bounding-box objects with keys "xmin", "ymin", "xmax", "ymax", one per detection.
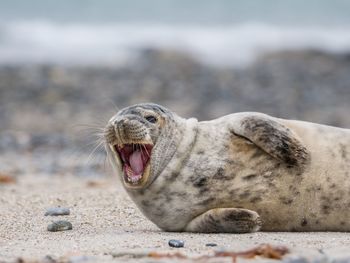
[{"xmin": 105, "ymin": 104, "xmax": 350, "ymax": 232}]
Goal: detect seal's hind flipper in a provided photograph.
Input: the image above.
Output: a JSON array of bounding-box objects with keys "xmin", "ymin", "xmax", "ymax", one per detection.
[
  {"xmin": 231, "ymin": 113, "xmax": 310, "ymax": 168},
  {"xmin": 184, "ymin": 208, "xmax": 262, "ymax": 233}
]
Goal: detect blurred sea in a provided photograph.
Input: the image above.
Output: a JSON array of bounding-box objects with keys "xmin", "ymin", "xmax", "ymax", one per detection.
[{"xmin": 0, "ymin": 0, "xmax": 350, "ymax": 66}]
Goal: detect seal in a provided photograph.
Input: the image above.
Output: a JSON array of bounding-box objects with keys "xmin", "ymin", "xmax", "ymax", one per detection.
[{"xmin": 104, "ymin": 103, "xmax": 350, "ymax": 233}]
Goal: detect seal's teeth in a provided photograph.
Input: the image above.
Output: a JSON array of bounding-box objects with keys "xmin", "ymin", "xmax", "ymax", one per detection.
[
  {"xmin": 125, "ymin": 165, "xmax": 132, "ymax": 175},
  {"xmin": 130, "ymin": 175, "xmax": 142, "ymax": 183},
  {"xmin": 124, "ymin": 165, "xmax": 142, "ymax": 184}
]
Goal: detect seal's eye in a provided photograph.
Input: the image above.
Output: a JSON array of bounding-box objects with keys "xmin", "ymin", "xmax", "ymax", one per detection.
[{"xmin": 145, "ymin": 115, "xmax": 157, "ymax": 123}]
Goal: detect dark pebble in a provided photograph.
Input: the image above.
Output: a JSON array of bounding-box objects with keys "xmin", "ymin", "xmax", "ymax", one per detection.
[
  {"xmin": 168, "ymin": 239, "xmax": 184, "ymax": 248},
  {"xmin": 47, "ymin": 220, "xmax": 73, "ymax": 232},
  {"xmin": 45, "ymin": 207, "xmax": 70, "ymax": 216},
  {"xmin": 206, "ymin": 243, "xmax": 218, "ymax": 247},
  {"xmin": 42, "ymin": 255, "xmax": 57, "ymax": 263}
]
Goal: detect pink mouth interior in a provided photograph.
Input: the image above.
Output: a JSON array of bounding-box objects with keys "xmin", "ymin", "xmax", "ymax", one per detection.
[{"xmin": 116, "ymin": 144, "xmax": 153, "ymax": 184}]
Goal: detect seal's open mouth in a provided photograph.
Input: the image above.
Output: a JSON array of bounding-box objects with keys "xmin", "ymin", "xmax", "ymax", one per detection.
[{"xmin": 115, "ymin": 144, "xmax": 153, "ymax": 185}]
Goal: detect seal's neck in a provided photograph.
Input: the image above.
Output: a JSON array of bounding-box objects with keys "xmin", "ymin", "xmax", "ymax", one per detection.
[
  {"xmin": 157, "ymin": 117, "xmax": 199, "ymax": 179},
  {"xmin": 174, "ymin": 117, "xmax": 198, "ymax": 156},
  {"xmin": 154, "ymin": 116, "xmax": 197, "ymax": 175}
]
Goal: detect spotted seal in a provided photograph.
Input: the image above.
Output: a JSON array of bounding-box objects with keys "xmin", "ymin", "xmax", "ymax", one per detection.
[{"xmin": 104, "ymin": 103, "xmax": 350, "ymax": 233}]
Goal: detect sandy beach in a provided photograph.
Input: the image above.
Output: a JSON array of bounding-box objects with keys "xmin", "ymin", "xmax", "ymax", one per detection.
[{"xmin": 1, "ymin": 172, "xmax": 350, "ymax": 263}]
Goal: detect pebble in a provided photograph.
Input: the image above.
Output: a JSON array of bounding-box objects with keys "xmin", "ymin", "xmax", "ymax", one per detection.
[
  {"xmin": 205, "ymin": 243, "xmax": 218, "ymax": 247},
  {"xmin": 42, "ymin": 255, "xmax": 57, "ymax": 263},
  {"xmin": 168, "ymin": 239, "xmax": 184, "ymax": 248},
  {"xmin": 45, "ymin": 207, "xmax": 70, "ymax": 216},
  {"xmin": 47, "ymin": 220, "xmax": 73, "ymax": 232}
]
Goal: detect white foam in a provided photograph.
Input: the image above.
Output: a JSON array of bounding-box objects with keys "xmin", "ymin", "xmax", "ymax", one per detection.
[{"xmin": 1, "ymin": 20, "xmax": 350, "ymax": 66}]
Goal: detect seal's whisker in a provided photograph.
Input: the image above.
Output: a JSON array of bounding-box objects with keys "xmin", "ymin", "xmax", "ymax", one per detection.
[
  {"xmin": 73, "ymin": 124, "xmax": 106, "ymax": 130},
  {"xmin": 102, "ymin": 145, "xmax": 110, "ymax": 175},
  {"xmin": 99, "ymin": 94, "xmax": 121, "ymax": 113},
  {"xmin": 142, "ymin": 144, "xmax": 150, "ymax": 158},
  {"xmin": 92, "ymin": 132, "xmax": 106, "ymax": 141},
  {"xmin": 141, "ymin": 144, "xmax": 148, "ymax": 160},
  {"xmin": 72, "ymin": 128, "xmax": 105, "ymax": 140},
  {"xmin": 70, "ymin": 123, "xmax": 106, "ymax": 148},
  {"xmin": 87, "ymin": 136, "xmax": 105, "ymax": 150},
  {"xmin": 85, "ymin": 140, "xmax": 105, "ymax": 165},
  {"xmin": 70, "ymin": 124, "xmax": 107, "ymax": 138},
  {"xmin": 139, "ymin": 145, "xmax": 144, "ymax": 160}
]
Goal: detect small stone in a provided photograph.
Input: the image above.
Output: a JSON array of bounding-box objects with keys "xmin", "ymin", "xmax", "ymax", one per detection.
[
  {"xmin": 206, "ymin": 243, "xmax": 218, "ymax": 247},
  {"xmin": 42, "ymin": 255, "xmax": 57, "ymax": 263},
  {"xmin": 45, "ymin": 207, "xmax": 70, "ymax": 216},
  {"xmin": 47, "ymin": 220, "xmax": 73, "ymax": 232},
  {"xmin": 168, "ymin": 239, "xmax": 184, "ymax": 248}
]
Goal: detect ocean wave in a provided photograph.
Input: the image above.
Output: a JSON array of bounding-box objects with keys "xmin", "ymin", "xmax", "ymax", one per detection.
[{"xmin": 1, "ymin": 21, "xmax": 350, "ymax": 66}]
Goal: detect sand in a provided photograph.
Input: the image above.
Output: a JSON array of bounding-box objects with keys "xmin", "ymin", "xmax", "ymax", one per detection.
[{"xmin": 1, "ymin": 173, "xmax": 350, "ymax": 262}]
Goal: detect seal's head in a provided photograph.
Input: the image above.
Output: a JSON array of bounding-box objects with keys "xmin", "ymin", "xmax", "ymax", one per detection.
[{"xmin": 104, "ymin": 103, "xmax": 182, "ymax": 189}]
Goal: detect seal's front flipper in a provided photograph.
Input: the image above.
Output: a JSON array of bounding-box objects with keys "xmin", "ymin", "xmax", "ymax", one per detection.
[
  {"xmin": 185, "ymin": 208, "xmax": 262, "ymax": 233},
  {"xmin": 230, "ymin": 113, "xmax": 310, "ymax": 168}
]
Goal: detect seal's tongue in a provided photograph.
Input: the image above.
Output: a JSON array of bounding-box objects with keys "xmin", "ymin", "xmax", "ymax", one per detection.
[{"xmin": 129, "ymin": 150, "xmax": 144, "ymax": 175}]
